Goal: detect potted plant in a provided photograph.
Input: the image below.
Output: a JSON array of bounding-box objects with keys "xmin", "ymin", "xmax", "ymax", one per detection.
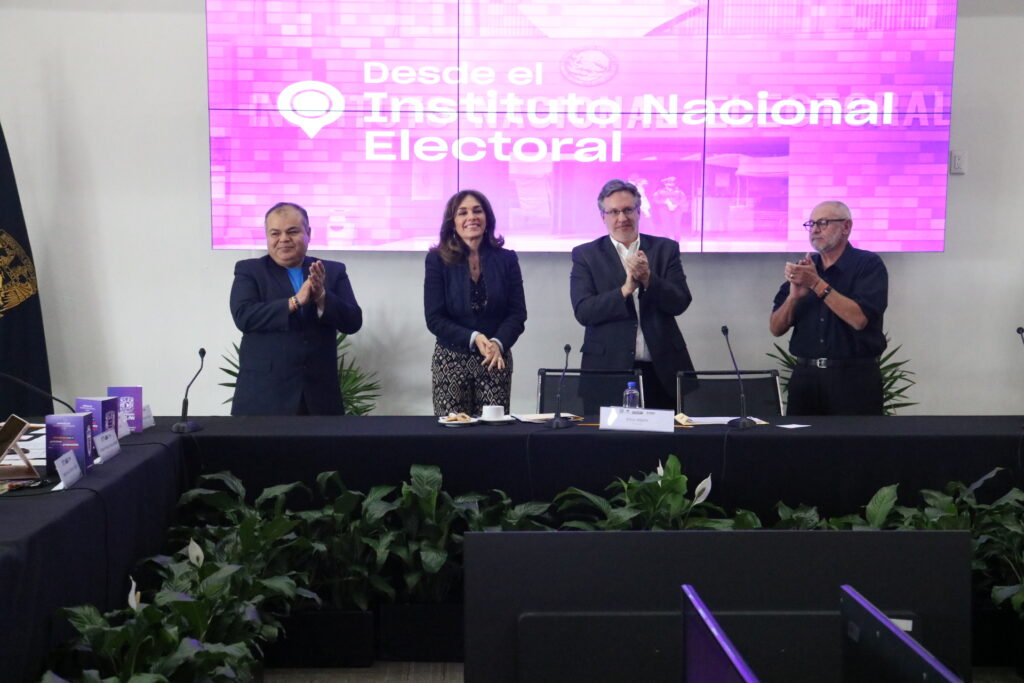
[
  {"xmin": 42, "ymin": 543, "xmax": 272, "ymax": 683},
  {"xmin": 372, "ymin": 464, "xmax": 482, "ymax": 661},
  {"xmin": 767, "ymin": 336, "xmax": 916, "ymax": 415},
  {"xmin": 263, "ymin": 471, "xmax": 393, "ymax": 668},
  {"xmin": 555, "ymin": 455, "xmax": 761, "ymax": 531}
]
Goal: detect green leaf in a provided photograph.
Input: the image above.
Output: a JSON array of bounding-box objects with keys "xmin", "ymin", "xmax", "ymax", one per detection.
[
  {"xmin": 420, "ymin": 547, "xmax": 448, "ymax": 574},
  {"xmin": 865, "ymin": 484, "xmax": 898, "ymax": 528},
  {"xmin": 992, "ymin": 584, "xmax": 1022, "ymax": 605},
  {"xmin": 198, "ymin": 564, "xmax": 241, "ymax": 598},
  {"xmin": 509, "ymin": 501, "xmax": 550, "ymax": 520},
  {"xmin": 61, "ymin": 604, "xmax": 107, "ymax": 633},
  {"xmin": 410, "ymin": 464, "xmax": 443, "ymax": 498},
  {"xmin": 152, "ymin": 637, "xmax": 206, "ymax": 677},
  {"xmin": 260, "ymin": 575, "xmax": 298, "ymax": 598},
  {"xmin": 555, "ymin": 487, "xmax": 612, "ymax": 516},
  {"xmin": 254, "ymin": 481, "xmax": 307, "ymax": 509},
  {"xmin": 732, "ymin": 509, "xmax": 763, "ymax": 529},
  {"xmin": 198, "ymin": 471, "xmax": 247, "ymax": 501},
  {"xmin": 127, "ymin": 675, "xmax": 169, "ymax": 683},
  {"xmin": 369, "ymin": 574, "xmax": 396, "ymax": 602}
]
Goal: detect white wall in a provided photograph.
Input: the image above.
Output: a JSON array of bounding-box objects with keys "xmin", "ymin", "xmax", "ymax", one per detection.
[{"xmin": 1, "ymin": 0, "xmax": 1022, "ymax": 417}]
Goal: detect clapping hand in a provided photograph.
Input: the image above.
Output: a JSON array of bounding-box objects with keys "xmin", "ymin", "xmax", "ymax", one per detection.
[
  {"xmin": 784, "ymin": 252, "xmax": 817, "ymax": 298},
  {"xmin": 307, "ymin": 260, "xmax": 326, "ymax": 305},
  {"xmin": 475, "ymin": 335, "xmax": 506, "ymax": 371},
  {"xmin": 627, "ymin": 250, "xmax": 651, "ymax": 288}
]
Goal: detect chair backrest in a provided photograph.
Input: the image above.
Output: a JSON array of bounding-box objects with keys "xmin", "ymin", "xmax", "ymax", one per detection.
[
  {"xmin": 676, "ymin": 370, "xmax": 783, "ymax": 417},
  {"xmin": 537, "ymin": 368, "xmax": 644, "ymax": 415}
]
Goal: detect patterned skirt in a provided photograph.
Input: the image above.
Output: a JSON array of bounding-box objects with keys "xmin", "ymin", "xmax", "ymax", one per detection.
[{"xmin": 431, "ymin": 342, "xmax": 513, "ymax": 417}]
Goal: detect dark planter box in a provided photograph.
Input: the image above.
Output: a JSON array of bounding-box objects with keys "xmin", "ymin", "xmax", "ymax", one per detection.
[
  {"xmin": 377, "ymin": 603, "xmax": 464, "ymax": 661},
  {"xmin": 972, "ymin": 602, "xmax": 1024, "ymax": 670},
  {"xmin": 263, "ymin": 609, "xmax": 375, "ymax": 668}
]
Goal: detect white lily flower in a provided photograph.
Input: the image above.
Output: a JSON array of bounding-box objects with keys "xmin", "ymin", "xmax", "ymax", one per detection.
[
  {"xmin": 693, "ymin": 474, "xmax": 712, "ymax": 506},
  {"xmin": 656, "ymin": 460, "xmax": 664, "ymax": 487},
  {"xmin": 188, "ymin": 539, "xmax": 204, "ymax": 567},
  {"xmin": 128, "ymin": 576, "xmax": 141, "ymax": 611}
]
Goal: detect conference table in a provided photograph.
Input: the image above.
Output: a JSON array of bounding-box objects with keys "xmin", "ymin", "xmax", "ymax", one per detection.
[
  {"xmin": 2, "ymin": 414, "xmax": 1022, "ymax": 682},
  {"xmin": 0, "ymin": 431, "xmax": 187, "ymax": 683},
  {"xmin": 190, "ymin": 414, "xmax": 1024, "ymax": 519}
]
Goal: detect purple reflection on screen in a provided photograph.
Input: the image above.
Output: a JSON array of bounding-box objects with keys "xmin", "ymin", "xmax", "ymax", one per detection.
[{"xmin": 207, "ymin": 0, "xmax": 956, "ymax": 253}]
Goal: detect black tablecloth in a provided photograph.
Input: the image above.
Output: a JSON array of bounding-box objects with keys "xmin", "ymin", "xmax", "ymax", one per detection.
[
  {"xmin": 0, "ymin": 431, "xmax": 186, "ymax": 683},
  {"xmin": 187, "ymin": 415, "xmax": 1024, "ymax": 519},
  {"xmin": 3, "ymin": 414, "xmax": 1022, "ymax": 682},
  {"xmin": 190, "ymin": 415, "xmax": 537, "ymax": 502}
]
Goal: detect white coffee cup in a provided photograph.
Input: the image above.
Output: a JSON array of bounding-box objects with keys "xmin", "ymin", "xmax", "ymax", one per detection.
[{"xmin": 481, "ymin": 405, "xmax": 504, "ymax": 421}]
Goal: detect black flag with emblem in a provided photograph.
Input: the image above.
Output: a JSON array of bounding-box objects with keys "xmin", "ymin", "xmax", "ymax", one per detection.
[{"xmin": 0, "ymin": 120, "xmax": 53, "ymax": 416}]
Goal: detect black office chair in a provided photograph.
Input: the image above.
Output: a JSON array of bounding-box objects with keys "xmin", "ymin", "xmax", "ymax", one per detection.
[
  {"xmin": 536, "ymin": 368, "xmax": 644, "ymax": 416},
  {"xmin": 676, "ymin": 370, "xmax": 783, "ymax": 417}
]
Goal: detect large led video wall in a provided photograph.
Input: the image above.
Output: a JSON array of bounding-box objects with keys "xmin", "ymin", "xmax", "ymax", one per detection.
[{"xmin": 207, "ymin": 0, "xmax": 956, "ymax": 253}]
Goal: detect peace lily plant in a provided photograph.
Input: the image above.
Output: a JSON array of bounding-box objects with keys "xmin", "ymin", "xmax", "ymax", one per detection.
[{"xmin": 41, "ymin": 458, "xmax": 1024, "ymax": 680}]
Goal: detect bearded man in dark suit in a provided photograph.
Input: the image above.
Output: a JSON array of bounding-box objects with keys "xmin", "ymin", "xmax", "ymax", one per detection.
[
  {"xmin": 230, "ymin": 202, "xmax": 362, "ymax": 415},
  {"xmin": 569, "ymin": 179, "xmax": 695, "ymax": 410}
]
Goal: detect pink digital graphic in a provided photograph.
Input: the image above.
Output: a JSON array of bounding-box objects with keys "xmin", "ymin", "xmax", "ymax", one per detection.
[{"xmin": 207, "ymin": 0, "xmax": 956, "ymax": 253}]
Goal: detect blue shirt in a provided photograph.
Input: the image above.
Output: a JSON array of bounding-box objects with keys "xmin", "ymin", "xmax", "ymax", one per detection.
[
  {"xmin": 286, "ymin": 267, "xmax": 303, "ymax": 294},
  {"xmin": 772, "ymin": 245, "xmax": 888, "ymax": 359}
]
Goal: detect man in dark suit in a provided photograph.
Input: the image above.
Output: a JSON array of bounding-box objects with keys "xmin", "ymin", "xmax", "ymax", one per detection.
[
  {"xmin": 230, "ymin": 202, "xmax": 362, "ymax": 415},
  {"xmin": 570, "ymin": 179, "xmax": 695, "ymax": 411}
]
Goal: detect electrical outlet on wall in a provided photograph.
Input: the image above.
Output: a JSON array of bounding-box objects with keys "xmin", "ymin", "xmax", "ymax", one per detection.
[{"xmin": 949, "ymin": 149, "xmax": 967, "ymax": 175}]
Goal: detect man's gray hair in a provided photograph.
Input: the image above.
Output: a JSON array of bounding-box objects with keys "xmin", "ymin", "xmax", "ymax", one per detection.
[{"xmin": 597, "ymin": 179, "xmax": 642, "ymax": 212}]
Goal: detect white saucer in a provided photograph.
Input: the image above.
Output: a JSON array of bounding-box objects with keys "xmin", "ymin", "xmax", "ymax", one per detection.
[
  {"xmin": 438, "ymin": 416, "xmax": 479, "ymax": 427},
  {"xmin": 480, "ymin": 415, "xmax": 516, "ymax": 425}
]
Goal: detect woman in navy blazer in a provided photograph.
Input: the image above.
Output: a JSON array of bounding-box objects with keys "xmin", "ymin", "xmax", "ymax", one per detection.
[{"xmin": 424, "ymin": 190, "xmax": 526, "ymax": 416}]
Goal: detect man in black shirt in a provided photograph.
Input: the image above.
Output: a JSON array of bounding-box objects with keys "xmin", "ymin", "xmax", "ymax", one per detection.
[{"xmin": 769, "ymin": 201, "xmax": 888, "ymax": 415}]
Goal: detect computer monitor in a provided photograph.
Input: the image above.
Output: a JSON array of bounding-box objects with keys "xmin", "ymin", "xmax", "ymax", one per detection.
[
  {"xmin": 682, "ymin": 584, "xmax": 759, "ymax": 683},
  {"xmin": 840, "ymin": 585, "xmax": 961, "ymax": 683}
]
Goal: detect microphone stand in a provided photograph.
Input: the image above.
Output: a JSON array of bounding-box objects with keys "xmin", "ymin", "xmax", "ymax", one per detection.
[
  {"xmin": 721, "ymin": 326, "xmax": 756, "ymax": 430},
  {"xmin": 546, "ymin": 344, "xmax": 574, "ymax": 429},
  {"xmin": 171, "ymin": 348, "xmax": 206, "ymax": 433},
  {"xmin": 1017, "ymin": 326, "xmax": 1024, "ymax": 347},
  {"xmin": 0, "ymin": 371, "xmax": 74, "ymax": 412}
]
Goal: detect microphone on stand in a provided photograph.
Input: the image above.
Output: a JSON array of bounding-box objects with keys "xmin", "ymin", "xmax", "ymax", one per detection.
[
  {"xmin": 721, "ymin": 326, "xmax": 756, "ymax": 430},
  {"xmin": 546, "ymin": 344, "xmax": 574, "ymax": 429},
  {"xmin": 0, "ymin": 371, "xmax": 74, "ymax": 412},
  {"xmin": 1017, "ymin": 327, "xmax": 1023, "ymax": 347},
  {"xmin": 171, "ymin": 348, "xmax": 206, "ymax": 433}
]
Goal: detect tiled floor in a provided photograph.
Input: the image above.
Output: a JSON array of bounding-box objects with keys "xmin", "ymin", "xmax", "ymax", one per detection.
[
  {"xmin": 265, "ymin": 663, "xmax": 1022, "ymax": 682},
  {"xmin": 265, "ymin": 662, "xmax": 464, "ymax": 682}
]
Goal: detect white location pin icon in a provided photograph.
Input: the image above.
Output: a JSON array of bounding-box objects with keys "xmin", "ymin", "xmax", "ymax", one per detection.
[{"xmin": 277, "ymin": 81, "xmax": 344, "ymax": 138}]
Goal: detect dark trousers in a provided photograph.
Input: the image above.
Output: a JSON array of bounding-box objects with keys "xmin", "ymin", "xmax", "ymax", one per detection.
[
  {"xmin": 786, "ymin": 364, "xmax": 884, "ymax": 416},
  {"xmin": 634, "ymin": 361, "xmax": 677, "ymax": 411}
]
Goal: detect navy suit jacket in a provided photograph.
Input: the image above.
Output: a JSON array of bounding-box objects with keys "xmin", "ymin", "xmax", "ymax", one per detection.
[
  {"xmin": 569, "ymin": 233, "xmax": 694, "ymax": 396},
  {"xmin": 230, "ymin": 255, "xmax": 362, "ymax": 415},
  {"xmin": 424, "ymin": 247, "xmax": 526, "ymax": 353}
]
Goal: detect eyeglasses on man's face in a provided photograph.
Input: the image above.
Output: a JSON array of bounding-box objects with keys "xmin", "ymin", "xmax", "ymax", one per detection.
[
  {"xmin": 602, "ymin": 207, "xmax": 637, "ymax": 219},
  {"xmin": 802, "ymin": 218, "xmax": 847, "ymax": 231}
]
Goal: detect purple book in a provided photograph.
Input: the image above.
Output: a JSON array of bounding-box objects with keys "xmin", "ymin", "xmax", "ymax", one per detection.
[
  {"xmin": 107, "ymin": 386, "xmax": 144, "ymax": 434},
  {"xmin": 75, "ymin": 396, "xmax": 118, "ymax": 438},
  {"xmin": 45, "ymin": 412, "xmax": 95, "ymax": 476}
]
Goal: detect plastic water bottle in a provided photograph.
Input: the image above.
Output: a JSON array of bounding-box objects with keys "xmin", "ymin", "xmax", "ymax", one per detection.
[{"xmin": 622, "ymin": 381, "xmax": 640, "ymax": 408}]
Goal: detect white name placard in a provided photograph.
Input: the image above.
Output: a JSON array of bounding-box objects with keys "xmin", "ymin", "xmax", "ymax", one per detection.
[
  {"xmin": 599, "ymin": 407, "xmax": 676, "ymax": 433},
  {"xmin": 53, "ymin": 451, "xmax": 82, "ymax": 489},
  {"xmin": 141, "ymin": 404, "xmax": 155, "ymax": 430},
  {"xmin": 117, "ymin": 412, "xmax": 130, "ymax": 439},
  {"xmin": 94, "ymin": 429, "xmax": 121, "ymax": 463}
]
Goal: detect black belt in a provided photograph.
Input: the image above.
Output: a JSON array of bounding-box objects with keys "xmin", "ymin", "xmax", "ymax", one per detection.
[{"xmin": 795, "ymin": 356, "xmax": 879, "ymax": 369}]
